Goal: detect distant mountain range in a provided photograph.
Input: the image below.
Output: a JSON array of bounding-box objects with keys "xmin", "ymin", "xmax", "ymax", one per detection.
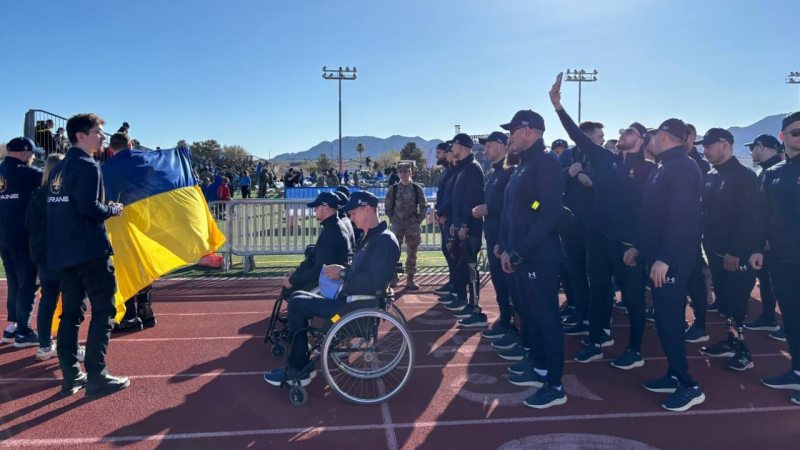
[
  {"xmin": 271, "ymin": 113, "xmax": 790, "ymax": 162},
  {"xmin": 273, "ymin": 135, "xmax": 444, "ymax": 161}
]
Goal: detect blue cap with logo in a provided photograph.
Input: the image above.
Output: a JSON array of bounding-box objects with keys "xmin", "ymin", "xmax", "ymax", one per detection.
[
  {"xmin": 500, "ymin": 110, "xmax": 545, "ymax": 132},
  {"xmin": 694, "ymin": 127, "xmax": 734, "ymax": 146},
  {"xmin": 447, "ymin": 133, "xmax": 474, "ymax": 149},
  {"xmin": 306, "ymin": 191, "xmax": 340, "ymax": 208},
  {"xmin": 551, "ymin": 139, "xmax": 569, "ymax": 150},
  {"xmin": 6, "ymin": 137, "xmax": 44, "ymax": 154},
  {"xmin": 478, "ymin": 131, "xmax": 509, "ymax": 146},
  {"xmin": 744, "ymin": 134, "xmax": 782, "ymax": 151},
  {"xmin": 340, "ymin": 190, "xmax": 379, "ymax": 213}
]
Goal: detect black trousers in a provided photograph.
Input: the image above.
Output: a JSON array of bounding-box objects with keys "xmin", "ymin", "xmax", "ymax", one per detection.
[
  {"xmin": 57, "ymin": 257, "xmax": 118, "ymax": 381},
  {"xmin": 649, "ymin": 260, "xmax": 698, "ymax": 388},
  {"xmin": 587, "ymin": 234, "xmax": 647, "ymax": 352},
  {"xmin": 486, "ymin": 239, "xmax": 512, "ymax": 327},
  {"xmin": 439, "ymin": 223, "xmax": 455, "ymax": 287},
  {"xmin": 36, "ymin": 263, "xmax": 60, "ymax": 347},
  {"xmin": 241, "ymin": 186, "xmax": 251, "ymax": 198},
  {"xmin": 1, "ymin": 242, "xmax": 38, "ymax": 332},
  {"xmin": 561, "ymin": 231, "xmax": 590, "ymax": 321},
  {"xmin": 513, "ymin": 260, "xmax": 563, "ymax": 387},
  {"xmin": 452, "ymin": 236, "xmax": 481, "ymax": 303},
  {"xmin": 287, "ymin": 291, "xmax": 344, "ymax": 370},
  {"xmin": 770, "ymin": 262, "xmax": 800, "ymax": 371},
  {"xmin": 758, "ymin": 255, "xmax": 777, "ymax": 322},
  {"xmin": 685, "ymin": 250, "xmax": 708, "ymax": 328},
  {"xmin": 707, "ymin": 253, "xmax": 755, "ymax": 324}
]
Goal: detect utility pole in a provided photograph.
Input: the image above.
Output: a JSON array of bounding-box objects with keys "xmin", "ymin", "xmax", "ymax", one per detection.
[
  {"xmin": 564, "ymin": 69, "xmax": 598, "ymax": 122},
  {"xmin": 787, "ymin": 71, "xmax": 800, "ymax": 109},
  {"xmin": 322, "ymin": 66, "xmax": 357, "ymax": 174}
]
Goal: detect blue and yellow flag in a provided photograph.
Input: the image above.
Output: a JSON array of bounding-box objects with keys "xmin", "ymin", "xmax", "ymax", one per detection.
[{"xmin": 102, "ymin": 147, "xmax": 226, "ymax": 321}]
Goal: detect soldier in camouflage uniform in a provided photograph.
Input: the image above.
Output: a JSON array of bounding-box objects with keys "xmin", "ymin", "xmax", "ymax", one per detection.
[{"xmin": 385, "ymin": 163, "xmax": 428, "ymax": 290}]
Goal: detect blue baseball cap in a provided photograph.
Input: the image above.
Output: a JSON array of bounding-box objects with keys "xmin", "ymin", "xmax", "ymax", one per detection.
[
  {"xmin": 340, "ymin": 190, "xmax": 379, "ymax": 213},
  {"xmin": 551, "ymin": 139, "xmax": 569, "ymax": 150},
  {"xmin": 500, "ymin": 110, "xmax": 545, "ymax": 132},
  {"xmin": 694, "ymin": 127, "xmax": 734, "ymax": 146},
  {"xmin": 447, "ymin": 133, "xmax": 474, "ymax": 149},
  {"xmin": 478, "ymin": 131, "xmax": 509, "ymax": 146},
  {"xmin": 6, "ymin": 137, "xmax": 44, "ymax": 154},
  {"xmin": 307, "ymin": 191, "xmax": 340, "ymax": 208},
  {"xmin": 744, "ymin": 134, "xmax": 782, "ymax": 151}
]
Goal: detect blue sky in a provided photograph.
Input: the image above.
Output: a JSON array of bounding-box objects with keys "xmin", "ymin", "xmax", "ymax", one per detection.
[{"xmin": 1, "ymin": 0, "xmax": 798, "ymax": 160}]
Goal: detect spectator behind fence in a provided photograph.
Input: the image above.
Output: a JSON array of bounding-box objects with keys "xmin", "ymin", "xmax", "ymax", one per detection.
[
  {"xmin": 240, "ymin": 170, "xmax": 251, "ymax": 198},
  {"xmin": 217, "ymin": 177, "xmax": 232, "ymax": 201}
]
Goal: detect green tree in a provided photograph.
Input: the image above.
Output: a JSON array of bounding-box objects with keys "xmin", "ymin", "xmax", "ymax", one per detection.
[
  {"xmin": 189, "ymin": 139, "xmax": 222, "ymax": 161},
  {"xmin": 317, "ymin": 153, "xmax": 333, "ymax": 172},
  {"xmin": 356, "ymin": 142, "xmax": 365, "ymax": 162},
  {"xmin": 222, "ymin": 144, "xmax": 249, "ymax": 160},
  {"xmin": 177, "ymin": 140, "xmax": 189, "ymax": 148},
  {"xmin": 0, "ymin": 142, "xmax": 6, "ymax": 158},
  {"xmin": 399, "ymin": 141, "xmax": 427, "ymax": 168}
]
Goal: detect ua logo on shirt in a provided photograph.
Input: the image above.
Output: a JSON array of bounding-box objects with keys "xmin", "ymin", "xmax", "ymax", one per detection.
[
  {"xmin": 772, "ymin": 177, "xmax": 780, "ymax": 184},
  {"xmin": 665, "ymin": 277, "xmax": 676, "ymax": 284},
  {"xmin": 528, "ymin": 272, "xmax": 537, "ymax": 279}
]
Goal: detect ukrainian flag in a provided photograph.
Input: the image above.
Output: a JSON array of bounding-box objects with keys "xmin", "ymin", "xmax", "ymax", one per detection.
[{"xmin": 102, "ymin": 147, "xmax": 226, "ymax": 321}]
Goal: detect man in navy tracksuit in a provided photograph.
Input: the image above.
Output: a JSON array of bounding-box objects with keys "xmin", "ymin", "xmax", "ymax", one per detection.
[
  {"xmin": 497, "ymin": 109, "xmax": 566, "ymax": 409},
  {"xmin": 47, "ymin": 113, "xmax": 129, "ymax": 398},
  {"xmin": 750, "ymin": 112, "xmax": 800, "ymax": 405},
  {"xmin": 434, "ymin": 143, "xmax": 457, "ymax": 297},
  {"xmin": 549, "ymin": 74, "xmax": 654, "ymax": 370},
  {"xmin": 442, "ymin": 134, "xmax": 485, "ymax": 320},
  {"xmin": 0, "ymin": 137, "xmax": 43, "ymax": 347},
  {"xmin": 743, "ymin": 134, "xmax": 784, "ymax": 341},
  {"xmin": 693, "ymin": 128, "xmax": 759, "ymax": 371},
  {"xmin": 624, "ymin": 118, "xmax": 705, "ymax": 412},
  {"xmin": 471, "ymin": 132, "xmax": 515, "ymax": 333}
]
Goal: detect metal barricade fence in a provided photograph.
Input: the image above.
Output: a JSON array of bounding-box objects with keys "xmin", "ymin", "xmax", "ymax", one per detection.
[
  {"xmin": 207, "ymin": 201, "xmax": 232, "ymax": 269},
  {"xmin": 221, "ymin": 198, "xmax": 443, "ymax": 273}
]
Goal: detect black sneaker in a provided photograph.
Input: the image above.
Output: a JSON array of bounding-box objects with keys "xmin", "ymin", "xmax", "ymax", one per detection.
[
  {"xmin": 792, "ymin": 392, "xmax": 800, "ymax": 405},
  {"xmin": 444, "ymin": 298, "xmax": 467, "ymax": 311},
  {"xmin": 662, "ymin": 386, "xmax": 705, "ymax": 412},
  {"xmin": 580, "ymin": 333, "xmax": 614, "ymax": 348},
  {"xmin": 2, "ymin": 325, "xmax": 17, "ymax": 344},
  {"xmin": 559, "ymin": 305, "xmax": 575, "ymax": 317},
  {"xmin": 86, "ymin": 375, "xmax": 131, "ymax": 398},
  {"xmin": 613, "ymin": 300, "xmax": 627, "ymax": 311},
  {"xmin": 438, "ymin": 293, "xmax": 457, "ymax": 304},
  {"xmin": 700, "ymin": 339, "xmax": 737, "ymax": 358},
  {"xmin": 523, "ymin": 385, "xmax": 567, "ymax": 409},
  {"xmin": 458, "ymin": 312, "xmax": 488, "ymax": 328},
  {"xmin": 561, "ymin": 311, "xmax": 581, "ymax": 326},
  {"xmin": 646, "ymin": 308, "xmax": 655, "ymax": 322},
  {"xmin": 492, "ymin": 332, "xmax": 520, "ymax": 350},
  {"xmin": 508, "ymin": 355, "xmax": 532, "ymax": 375},
  {"xmin": 563, "ymin": 322, "xmax": 590, "ymax": 336},
  {"xmin": 574, "ymin": 345, "xmax": 603, "ymax": 363},
  {"xmin": 138, "ymin": 303, "xmax": 157, "ymax": 328},
  {"xmin": 761, "ymin": 370, "xmax": 800, "ymax": 390},
  {"xmin": 433, "ymin": 284, "xmax": 453, "ymax": 295},
  {"xmin": 498, "ymin": 344, "xmax": 527, "ymax": 361},
  {"xmin": 113, "ymin": 317, "xmax": 144, "ymax": 333},
  {"xmin": 610, "ymin": 349, "xmax": 644, "ymax": 370},
  {"xmin": 769, "ymin": 328, "xmax": 787, "ymax": 342},
  {"xmin": 725, "ymin": 349, "xmax": 754, "ymax": 371},
  {"xmin": 743, "ymin": 316, "xmax": 779, "ymax": 332},
  {"xmin": 643, "ymin": 375, "xmax": 679, "ymax": 393},
  {"xmin": 60, "ymin": 372, "xmax": 88, "ymax": 397},
  {"xmin": 684, "ymin": 324, "xmax": 710, "ymax": 343},
  {"xmin": 481, "ymin": 323, "xmax": 509, "ymax": 340},
  {"xmin": 707, "ymin": 301, "xmax": 718, "ymax": 312},
  {"xmin": 13, "ymin": 330, "xmax": 39, "ymax": 348},
  {"xmin": 509, "ymin": 369, "xmax": 546, "ymax": 387}
]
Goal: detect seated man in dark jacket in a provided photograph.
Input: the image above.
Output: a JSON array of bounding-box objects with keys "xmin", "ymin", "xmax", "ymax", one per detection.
[{"xmin": 264, "ymin": 191, "xmax": 400, "ymax": 386}]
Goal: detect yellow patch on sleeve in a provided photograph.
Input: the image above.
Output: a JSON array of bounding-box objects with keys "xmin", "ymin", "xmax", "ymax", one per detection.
[
  {"xmin": 531, "ymin": 201, "xmax": 540, "ymax": 210},
  {"xmin": 331, "ymin": 314, "xmax": 341, "ymax": 323}
]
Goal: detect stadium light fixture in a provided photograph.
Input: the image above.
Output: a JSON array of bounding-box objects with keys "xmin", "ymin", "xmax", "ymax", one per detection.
[
  {"xmin": 563, "ymin": 68, "xmax": 598, "ymax": 122},
  {"xmin": 323, "ymin": 66, "xmax": 358, "ymax": 173}
]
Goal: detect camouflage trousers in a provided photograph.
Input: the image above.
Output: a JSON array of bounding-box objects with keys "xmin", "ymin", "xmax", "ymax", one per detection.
[{"xmin": 392, "ymin": 220, "xmax": 422, "ymax": 275}]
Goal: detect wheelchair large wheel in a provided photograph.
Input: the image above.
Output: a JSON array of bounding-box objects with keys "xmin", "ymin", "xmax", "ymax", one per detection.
[{"xmin": 322, "ymin": 308, "xmax": 414, "ymax": 405}]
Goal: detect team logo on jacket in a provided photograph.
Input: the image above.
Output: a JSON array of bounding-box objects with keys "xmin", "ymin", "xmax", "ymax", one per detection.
[
  {"xmin": 528, "ymin": 272, "xmax": 537, "ymax": 279},
  {"xmin": 0, "ymin": 175, "xmax": 6, "ymax": 193},
  {"xmin": 628, "ymin": 168, "xmax": 635, "ymax": 177},
  {"xmin": 705, "ymin": 181, "xmax": 712, "ymax": 188},
  {"xmin": 772, "ymin": 177, "xmax": 780, "ymax": 184},
  {"xmin": 50, "ymin": 171, "xmax": 63, "ymax": 194},
  {"xmin": 665, "ymin": 277, "xmax": 676, "ymax": 284}
]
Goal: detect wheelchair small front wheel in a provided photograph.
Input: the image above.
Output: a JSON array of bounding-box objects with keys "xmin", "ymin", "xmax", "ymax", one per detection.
[
  {"xmin": 289, "ymin": 385, "xmax": 307, "ymax": 406},
  {"xmin": 271, "ymin": 344, "xmax": 286, "ymax": 359}
]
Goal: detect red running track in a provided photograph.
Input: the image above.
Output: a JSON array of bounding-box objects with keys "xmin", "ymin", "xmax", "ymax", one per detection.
[{"xmin": 1, "ymin": 276, "xmax": 799, "ymax": 450}]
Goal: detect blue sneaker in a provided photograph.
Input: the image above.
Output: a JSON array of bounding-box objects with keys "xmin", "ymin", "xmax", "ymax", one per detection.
[
  {"xmin": 761, "ymin": 370, "xmax": 800, "ymax": 390},
  {"xmin": 492, "ymin": 332, "xmax": 520, "ymax": 350},
  {"xmin": 438, "ymin": 293, "xmax": 457, "ymax": 304},
  {"xmin": 453, "ymin": 304, "xmax": 475, "ymax": 319},
  {"xmin": 685, "ymin": 324, "xmax": 710, "ymax": 343},
  {"xmin": 523, "ymin": 385, "xmax": 567, "ymax": 409},
  {"xmin": 509, "ymin": 369, "xmax": 545, "ymax": 387},
  {"xmin": 580, "ymin": 333, "xmax": 614, "ymax": 348},
  {"xmin": 643, "ymin": 375, "xmax": 679, "ymax": 393},
  {"xmin": 574, "ymin": 345, "xmax": 603, "ymax": 363},
  {"xmin": 769, "ymin": 328, "xmax": 787, "ymax": 342},
  {"xmin": 508, "ymin": 355, "xmax": 532, "ymax": 375},
  {"xmin": 444, "ymin": 298, "xmax": 468, "ymax": 311},
  {"xmin": 458, "ymin": 312, "xmax": 488, "ymax": 328},
  {"xmin": 481, "ymin": 323, "xmax": 509, "ymax": 340},
  {"xmin": 263, "ymin": 366, "xmax": 316, "ymax": 387},
  {"xmin": 610, "ymin": 348, "xmax": 644, "ymax": 370},
  {"xmin": 792, "ymin": 392, "xmax": 800, "ymax": 405},
  {"xmin": 743, "ymin": 316, "xmax": 780, "ymax": 332},
  {"xmin": 662, "ymin": 386, "xmax": 705, "ymax": 412},
  {"xmin": 498, "ymin": 344, "xmax": 527, "ymax": 361},
  {"xmin": 561, "ymin": 311, "xmax": 581, "ymax": 326},
  {"xmin": 563, "ymin": 322, "xmax": 590, "ymax": 336},
  {"xmin": 13, "ymin": 330, "xmax": 39, "ymax": 349},
  {"xmin": 434, "ymin": 284, "xmax": 453, "ymax": 296}
]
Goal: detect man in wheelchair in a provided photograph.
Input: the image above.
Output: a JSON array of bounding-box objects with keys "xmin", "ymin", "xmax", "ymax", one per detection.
[{"xmin": 265, "ymin": 191, "xmax": 401, "ymax": 387}]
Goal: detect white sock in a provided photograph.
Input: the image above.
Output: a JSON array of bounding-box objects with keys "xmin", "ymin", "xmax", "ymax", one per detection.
[
  {"xmin": 534, "ymin": 368, "xmax": 547, "ymax": 377},
  {"xmin": 5, "ymin": 323, "xmax": 17, "ymax": 333}
]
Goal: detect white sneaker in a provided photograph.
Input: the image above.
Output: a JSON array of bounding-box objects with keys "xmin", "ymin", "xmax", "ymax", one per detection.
[
  {"xmin": 77, "ymin": 345, "xmax": 86, "ymax": 362},
  {"xmin": 36, "ymin": 345, "xmax": 58, "ymax": 361}
]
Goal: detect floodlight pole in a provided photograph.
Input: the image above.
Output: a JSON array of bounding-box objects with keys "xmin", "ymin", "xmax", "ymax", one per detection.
[
  {"xmin": 323, "ymin": 66, "xmax": 357, "ymax": 173},
  {"xmin": 564, "ymin": 69, "xmax": 598, "ymax": 122}
]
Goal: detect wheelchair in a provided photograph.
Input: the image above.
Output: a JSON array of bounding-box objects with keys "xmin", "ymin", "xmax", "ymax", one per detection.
[{"xmin": 278, "ymin": 285, "xmax": 415, "ymax": 406}]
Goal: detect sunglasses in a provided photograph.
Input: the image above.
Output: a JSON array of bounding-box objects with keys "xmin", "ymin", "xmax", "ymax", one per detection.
[
  {"xmin": 620, "ymin": 128, "xmax": 643, "ymax": 139},
  {"xmin": 784, "ymin": 129, "xmax": 800, "ymax": 137}
]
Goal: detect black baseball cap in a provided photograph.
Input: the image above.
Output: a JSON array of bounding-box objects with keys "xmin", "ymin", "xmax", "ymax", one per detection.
[
  {"xmin": 447, "ymin": 133, "xmax": 474, "ymax": 149},
  {"xmin": 551, "ymin": 139, "xmax": 569, "ymax": 149},
  {"xmin": 306, "ymin": 191, "xmax": 340, "ymax": 208},
  {"xmin": 478, "ymin": 131, "xmax": 509, "ymax": 146},
  {"xmin": 340, "ymin": 190, "xmax": 379, "ymax": 213},
  {"xmin": 694, "ymin": 128, "xmax": 734, "ymax": 146},
  {"xmin": 435, "ymin": 142, "xmax": 450, "ymax": 151},
  {"xmin": 335, "ymin": 185, "xmax": 351, "ymax": 197},
  {"xmin": 332, "ymin": 191, "xmax": 348, "ymax": 205},
  {"xmin": 652, "ymin": 119, "xmax": 690, "ymax": 141},
  {"xmin": 782, "ymin": 112, "xmax": 800, "ymax": 131},
  {"xmin": 6, "ymin": 137, "xmax": 44, "ymax": 154},
  {"xmin": 621, "ymin": 122, "xmax": 648, "ymax": 138},
  {"xmin": 744, "ymin": 134, "xmax": 781, "ymax": 151},
  {"xmin": 500, "ymin": 110, "xmax": 545, "ymax": 132}
]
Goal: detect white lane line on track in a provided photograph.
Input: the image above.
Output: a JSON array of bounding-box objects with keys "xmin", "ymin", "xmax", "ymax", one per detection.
[
  {"xmin": 2, "ymin": 406, "xmax": 798, "ymax": 447},
  {"xmin": 1, "ymin": 352, "xmax": 789, "ymax": 384}
]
